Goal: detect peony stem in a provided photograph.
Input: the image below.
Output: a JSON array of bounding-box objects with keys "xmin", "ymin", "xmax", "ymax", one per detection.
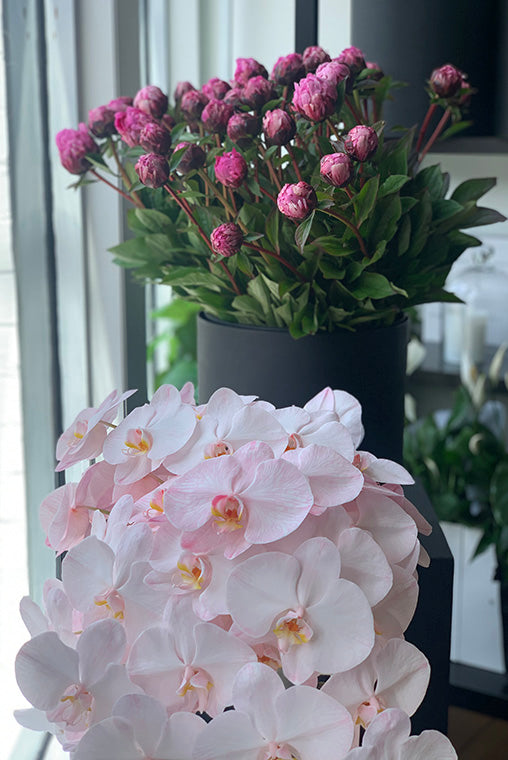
[
  {"xmin": 318, "ymin": 207, "xmax": 368, "ymax": 257},
  {"xmin": 243, "ymin": 242, "xmax": 307, "ymax": 281},
  {"xmin": 198, "ymin": 169, "xmax": 236, "ymax": 217},
  {"xmin": 419, "ymin": 107, "xmax": 451, "ymax": 161},
  {"xmin": 327, "ymin": 118, "xmax": 342, "ymax": 144},
  {"xmin": 286, "ymin": 144, "xmax": 303, "ymax": 182},
  {"xmin": 90, "ymin": 169, "xmax": 138, "ymax": 205},
  {"xmin": 259, "ymin": 144, "xmax": 282, "ymax": 191},
  {"xmin": 416, "ymin": 103, "xmax": 437, "ymax": 154},
  {"xmin": 108, "ymin": 139, "xmax": 145, "ymax": 207}
]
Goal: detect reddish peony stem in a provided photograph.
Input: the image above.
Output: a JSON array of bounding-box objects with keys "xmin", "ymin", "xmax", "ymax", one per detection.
[
  {"xmin": 287, "ymin": 144, "xmax": 303, "ymax": 182},
  {"xmin": 319, "ymin": 207, "xmax": 368, "ymax": 257},
  {"xmin": 416, "ymin": 103, "xmax": 438, "ymax": 154},
  {"xmin": 243, "ymin": 242, "xmax": 307, "ymax": 281},
  {"xmin": 419, "ymin": 107, "xmax": 451, "ymax": 161},
  {"xmin": 90, "ymin": 169, "xmax": 138, "ymax": 205}
]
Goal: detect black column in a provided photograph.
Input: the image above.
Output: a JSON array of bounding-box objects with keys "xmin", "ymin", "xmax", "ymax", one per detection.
[{"xmin": 295, "ymin": 0, "xmax": 318, "ymax": 53}]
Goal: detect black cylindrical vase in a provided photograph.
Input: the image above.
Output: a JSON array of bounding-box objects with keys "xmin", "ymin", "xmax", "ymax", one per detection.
[{"xmin": 197, "ymin": 314, "xmax": 408, "ymax": 464}]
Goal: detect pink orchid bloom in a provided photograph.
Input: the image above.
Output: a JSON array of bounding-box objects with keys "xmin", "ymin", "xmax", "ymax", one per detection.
[
  {"xmin": 19, "ymin": 579, "xmax": 83, "ymax": 648},
  {"xmin": 73, "ymin": 695, "xmax": 205, "ymax": 760},
  {"xmin": 126, "ymin": 599, "xmax": 256, "ymax": 716},
  {"xmin": 353, "ymin": 451, "xmax": 414, "ymax": 486},
  {"xmin": 282, "ymin": 443, "xmax": 364, "ymax": 513},
  {"xmin": 343, "ymin": 708, "xmax": 457, "ymax": 760},
  {"xmin": 323, "ymin": 639, "xmax": 430, "ymax": 731},
  {"xmin": 164, "ymin": 442, "xmax": 314, "ymax": 559},
  {"xmin": 56, "ymin": 389, "xmax": 136, "ymax": 471},
  {"xmin": 337, "ymin": 527, "xmax": 393, "ymax": 606},
  {"xmin": 165, "ymin": 387, "xmax": 288, "ymax": 475},
  {"xmin": 103, "ymin": 385, "xmax": 197, "ymax": 484},
  {"xmin": 274, "ymin": 405, "xmax": 355, "ymax": 461},
  {"xmin": 61, "ymin": 530, "xmax": 166, "ymax": 644},
  {"xmin": 372, "ymin": 566, "xmax": 419, "ymax": 641},
  {"xmin": 15, "ymin": 620, "xmax": 139, "ymax": 749},
  {"xmin": 193, "ymin": 662, "xmax": 355, "ymax": 760},
  {"xmin": 304, "ymin": 387, "xmax": 365, "ymax": 448},
  {"xmin": 40, "ymin": 482, "xmax": 91, "ymax": 554},
  {"xmin": 227, "ymin": 537, "xmax": 375, "ymax": 683},
  {"xmin": 146, "ymin": 521, "xmax": 236, "ymax": 620}
]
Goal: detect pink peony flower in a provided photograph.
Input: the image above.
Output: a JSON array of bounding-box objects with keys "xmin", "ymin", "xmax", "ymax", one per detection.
[
  {"xmin": 366, "ymin": 61, "xmax": 384, "ymax": 81},
  {"xmin": 107, "ymin": 95, "xmax": 133, "ymax": 113},
  {"xmin": 223, "ymin": 87, "xmax": 245, "ymax": 108},
  {"xmin": 292, "ymin": 73, "xmax": 337, "ymax": 121},
  {"xmin": 87, "ymin": 105, "xmax": 116, "ymax": 138},
  {"xmin": 55, "ymin": 124, "xmax": 98, "ymax": 175},
  {"xmin": 316, "ymin": 60, "xmax": 350, "ymax": 87},
  {"xmin": 233, "ymin": 57, "xmax": 268, "ymax": 86},
  {"xmin": 242, "ymin": 75, "xmax": 276, "ymax": 110},
  {"xmin": 302, "ymin": 45, "xmax": 331, "ymax": 73},
  {"xmin": 320, "ymin": 152, "xmax": 354, "ymax": 187},
  {"xmin": 263, "ymin": 108, "xmax": 296, "ymax": 146},
  {"xmin": 210, "ymin": 223, "xmax": 244, "ymax": 257},
  {"xmin": 173, "ymin": 142, "xmax": 206, "ymax": 174},
  {"xmin": 202, "ymin": 76, "xmax": 231, "ymax": 100},
  {"xmin": 174, "ymin": 80, "xmax": 195, "ymax": 103},
  {"xmin": 430, "ymin": 63, "xmax": 463, "ymax": 99},
  {"xmin": 214, "ymin": 148, "xmax": 247, "ymax": 188},
  {"xmin": 180, "ymin": 90, "xmax": 209, "ymax": 121},
  {"xmin": 201, "ymin": 98, "xmax": 234, "ymax": 135},
  {"xmin": 344, "ymin": 125, "xmax": 379, "ymax": 162},
  {"xmin": 135, "ymin": 153, "xmax": 170, "ymax": 188},
  {"xmin": 271, "ymin": 53, "xmax": 306, "ymax": 85},
  {"xmin": 133, "ymin": 84, "xmax": 168, "ymax": 119},
  {"xmin": 337, "ymin": 45, "xmax": 366, "ymax": 74},
  {"xmin": 227, "ymin": 112, "xmax": 260, "ymax": 144},
  {"xmin": 139, "ymin": 122, "xmax": 172, "ymax": 154},
  {"xmin": 114, "ymin": 107, "xmax": 152, "ymax": 147},
  {"xmin": 277, "ymin": 181, "xmax": 317, "ymax": 220},
  {"xmin": 161, "ymin": 112, "xmax": 176, "ymax": 131}
]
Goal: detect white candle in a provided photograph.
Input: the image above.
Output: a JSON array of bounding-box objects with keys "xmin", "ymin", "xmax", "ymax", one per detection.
[
  {"xmin": 443, "ymin": 303, "xmax": 465, "ymax": 365},
  {"xmin": 463, "ymin": 308, "xmax": 487, "ymax": 364}
]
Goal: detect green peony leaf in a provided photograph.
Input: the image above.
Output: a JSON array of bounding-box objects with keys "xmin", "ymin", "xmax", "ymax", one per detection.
[
  {"xmin": 354, "ymin": 176, "xmax": 379, "ymax": 227},
  {"xmin": 451, "ymin": 177, "xmax": 497, "ymax": 204}
]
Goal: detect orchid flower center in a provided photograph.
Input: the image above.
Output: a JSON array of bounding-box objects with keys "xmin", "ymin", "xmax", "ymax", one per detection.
[
  {"xmin": 204, "ymin": 440, "xmax": 234, "ymax": 459},
  {"xmin": 72, "ymin": 420, "xmax": 88, "ymax": 442},
  {"xmin": 122, "ymin": 427, "xmax": 152, "ymax": 456},
  {"xmin": 353, "ymin": 453, "xmax": 367, "ymax": 471},
  {"xmin": 171, "ymin": 553, "xmax": 211, "ymax": 592},
  {"xmin": 285, "ymin": 433, "xmax": 303, "ymax": 451},
  {"xmin": 211, "ymin": 494, "xmax": 245, "ymax": 533},
  {"xmin": 356, "ymin": 694, "xmax": 384, "ymax": 728},
  {"xmin": 176, "ymin": 664, "xmax": 213, "ymax": 713},
  {"xmin": 47, "ymin": 683, "xmax": 93, "ymax": 731},
  {"xmin": 93, "ymin": 588, "xmax": 125, "ymax": 620},
  {"xmin": 273, "ymin": 609, "xmax": 313, "ymax": 653},
  {"xmin": 261, "ymin": 742, "xmax": 298, "ymax": 760}
]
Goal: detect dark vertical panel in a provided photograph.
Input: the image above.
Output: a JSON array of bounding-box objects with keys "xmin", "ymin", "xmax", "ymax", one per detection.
[{"xmin": 295, "ymin": 0, "xmax": 318, "ymax": 53}]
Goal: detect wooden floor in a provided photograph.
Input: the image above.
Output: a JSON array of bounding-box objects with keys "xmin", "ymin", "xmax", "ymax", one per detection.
[{"xmin": 448, "ymin": 707, "xmax": 508, "ymax": 759}]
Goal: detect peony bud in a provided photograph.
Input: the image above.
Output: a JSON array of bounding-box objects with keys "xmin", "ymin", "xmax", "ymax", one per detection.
[
  {"xmin": 302, "ymin": 45, "xmax": 331, "ymax": 73},
  {"xmin": 234, "ymin": 57, "xmax": 268, "ymax": 86},
  {"xmin": 292, "ymin": 74, "xmax": 337, "ymax": 122},
  {"xmin": 316, "ymin": 60, "xmax": 350, "ymax": 87},
  {"xmin": 242, "ymin": 75, "xmax": 276, "ymax": 110},
  {"xmin": 202, "ymin": 77, "xmax": 231, "ymax": 100},
  {"xmin": 135, "ymin": 153, "xmax": 169, "ymax": 188},
  {"xmin": 173, "ymin": 142, "xmax": 206, "ymax": 174},
  {"xmin": 180, "ymin": 90, "xmax": 209, "ymax": 121},
  {"xmin": 174, "ymin": 81, "xmax": 195, "ymax": 103},
  {"xmin": 227, "ymin": 113, "xmax": 261, "ymax": 145},
  {"xmin": 271, "ymin": 53, "xmax": 306, "ymax": 86},
  {"xmin": 344, "ymin": 125, "xmax": 378, "ymax": 162},
  {"xmin": 336, "ymin": 46, "xmax": 366, "ymax": 74},
  {"xmin": 263, "ymin": 109, "xmax": 296, "ymax": 146},
  {"xmin": 55, "ymin": 123, "xmax": 98, "ymax": 175},
  {"xmin": 161, "ymin": 113, "xmax": 176, "ymax": 131},
  {"xmin": 214, "ymin": 148, "xmax": 248, "ymax": 189},
  {"xmin": 88, "ymin": 105, "xmax": 116, "ymax": 138},
  {"xmin": 366, "ymin": 61, "xmax": 384, "ymax": 81},
  {"xmin": 107, "ymin": 96, "xmax": 133, "ymax": 113},
  {"xmin": 223, "ymin": 87, "xmax": 245, "ymax": 109},
  {"xmin": 134, "ymin": 85, "xmax": 168, "ymax": 119},
  {"xmin": 139, "ymin": 122, "xmax": 172, "ymax": 155},
  {"xmin": 201, "ymin": 99, "xmax": 234, "ymax": 135},
  {"xmin": 277, "ymin": 181, "xmax": 317, "ymax": 220},
  {"xmin": 114, "ymin": 107, "xmax": 152, "ymax": 147},
  {"xmin": 458, "ymin": 74, "xmax": 472, "ymax": 107},
  {"xmin": 210, "ymin": 223, "xmax": 244, "ymax": 257},
  {"xmin": 320, "ymin": 153, "xmax": 353, "ymax": 187},
  {"xmin": 430, "ymin": 64, "xmax": 463, "ymax": 99}
]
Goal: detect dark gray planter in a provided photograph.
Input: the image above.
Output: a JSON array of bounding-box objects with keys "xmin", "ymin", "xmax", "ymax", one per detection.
[{"xmin": 197, "ymin": 313, "xmax": 409, "ymax": 464}]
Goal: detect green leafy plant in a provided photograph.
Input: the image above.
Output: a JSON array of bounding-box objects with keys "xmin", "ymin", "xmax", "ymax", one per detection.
[
  {"xmin": 404, "ymin": 348, "xmax": 508, "ymax": 581},
  {"xmin": 147, "ymin": 298, "xmax": 200, "ymax": 390},
  {"xmin": 57, "ymin": 49, "xmax": 505, "ymax": 337}
]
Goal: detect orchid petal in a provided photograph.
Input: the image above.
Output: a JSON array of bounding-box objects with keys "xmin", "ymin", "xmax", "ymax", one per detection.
[
  {"xmin": 156, "ymin": 711, "xmax": 207, "ymax": 759},
  {"xmin": 362, "ymin": 707, "xmax": 410, "ymax": 748},
  {"xmin": 15, "ymin": 632, "xmax": 78, "ymax": 710},
  {"xmin": 113, "ymin": 693, "xmax": 166, "ymax": 757},
  {"xmin": 375, "ymin": 639, "xmax": 430, "ymax": 717},
  {"xmin": 193, "ymin": 710, "xmax": 261, "ymax": 760},
  {"xmin": 400, "ymin": 731, "xmax": 458, "ymax": 760},
  {"xmin": 232, "ymin": 662, "xmax": 284, "ymax": 739},
  {"xmin": 294, "ymin": 537, "xmax": 341, "ymax": 607},
  {"xmin": 337, "ymin": 528, "xmax": 393, "ymax": 606},
  {"xmin": 77, "ymin": 619, "xmax": 126, "ymax": 686},
  {"xmin": 62, "ymin": 536, "xmax": 114, "ymax": 610},
  {"xmin": 73, "ymin": 716, "xmax": 142, "ymax": 760}
]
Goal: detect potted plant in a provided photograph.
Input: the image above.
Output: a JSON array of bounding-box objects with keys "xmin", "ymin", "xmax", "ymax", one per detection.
[
  {"xmin": 15, "ymin": 382, "xmax": 457, "ymax": 759},
  {"xmin": 404, "ymin": 347, "xmax": 508, "ymax": 670},
  {"xmin": 55, "ymin": 46, "xmax": 504, "ymax": 460}
]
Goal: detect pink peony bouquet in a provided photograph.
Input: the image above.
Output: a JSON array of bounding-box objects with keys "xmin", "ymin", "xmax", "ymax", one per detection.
[
  {"xmin": 56, "ymin": 46, "xmax": 504, "ymax": 337},
  {"xmin": 15, "ymin": 384, "xmax": 457, "ymax": 759}
]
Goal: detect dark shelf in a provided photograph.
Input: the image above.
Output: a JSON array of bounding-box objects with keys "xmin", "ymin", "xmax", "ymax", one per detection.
[
  {"xmin": 411, "ymin": 341, "xmax": 508, "ymax": 391},
  {"xmin": 450, "ymin": 662, "xmax": 508, "ymax": 720},
  {"xmin": 430, "ymin": 136, "xmax": 508, "ymax": 155}
]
